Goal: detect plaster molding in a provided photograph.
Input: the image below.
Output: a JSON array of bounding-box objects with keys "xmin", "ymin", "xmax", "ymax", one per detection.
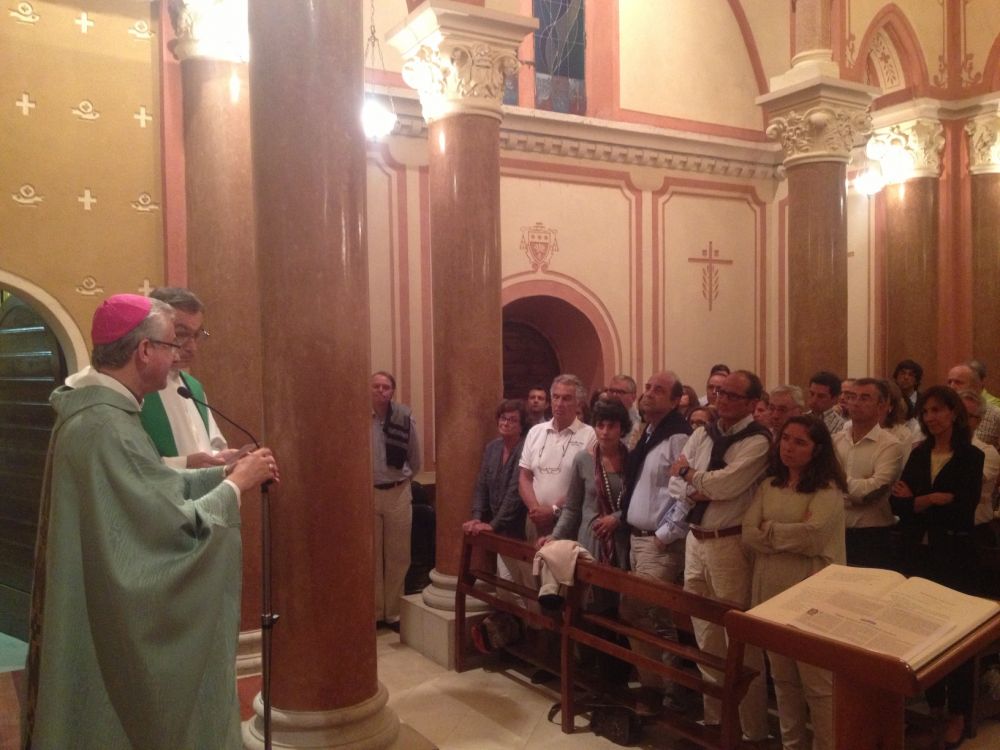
[
  {"xmin": 765, "ymin": 105, "xmax": 872, "ymax": 165},
  {"xmin": 378, "ymin": 93, "xmax": 784, "ymax": 179},
  {"xmin": 167, "ymin": 0, "xmax": 248, "ymax": 63},
  {"xmin": 758, "ymin": 76, "xmax": 877, "ymax": 166},
  {"xmin": 388, "ymin": 0, "xmax": 536, "ymax": 123},
  {"xmin": 966, "ymin": 113, "xmax": 1000, "ymax": 175},
  {"xmin": 871, "ymin": 118, "xmax": 946, "ymax": 178}
]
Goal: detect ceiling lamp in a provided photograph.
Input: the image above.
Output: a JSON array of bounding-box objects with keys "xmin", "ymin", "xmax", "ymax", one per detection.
[{"xmin": 362, "ymin": 0, "xmax": 397, "ymax": 139}]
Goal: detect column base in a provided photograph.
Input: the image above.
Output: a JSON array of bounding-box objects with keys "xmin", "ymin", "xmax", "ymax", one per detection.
[
  {"xmin": 242, "ymin": 682, "xmax": 413, "ymax": 749},
  {"xmin": 400, "ymin": 593, "xmax": 490, "ymax": 670},
  {"xmin": 236, "ymin": 628, "xmax": 262, "ymax": 677},
  {"xmin": 420, "ymin": 568, "xmax": 490, "ymax": 612}
]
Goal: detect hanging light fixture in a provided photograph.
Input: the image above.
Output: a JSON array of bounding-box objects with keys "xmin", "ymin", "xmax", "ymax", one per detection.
[
  {"xmin": 853, "ymin": 137, "xmax": 886, "ymax": 196},
  {"xmin": 362, "ymin": 0, "xmax": 397, "ymax": 139}
]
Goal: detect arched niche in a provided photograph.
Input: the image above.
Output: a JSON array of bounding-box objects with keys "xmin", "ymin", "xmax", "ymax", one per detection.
[
  {"xmin": 501, "ymin": 281, "xmax": 618, "ymax": 397},
  {"xmin": 0, "ymin": 271, "xmax": 87, "ymax": 373},
  {"xmin": 852, "ymin": 5, "xmax": 930, "ymax": 94}
]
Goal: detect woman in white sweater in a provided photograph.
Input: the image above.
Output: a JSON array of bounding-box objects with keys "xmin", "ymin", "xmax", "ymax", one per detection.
[{"xmin": 743, "ymin": 415, "xmax": 848, "ymax": 750}]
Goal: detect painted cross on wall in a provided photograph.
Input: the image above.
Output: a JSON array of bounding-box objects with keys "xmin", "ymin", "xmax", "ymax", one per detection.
[{"xmin": 688, "ymin": 241, "xmax": 733, "ymax": 311}]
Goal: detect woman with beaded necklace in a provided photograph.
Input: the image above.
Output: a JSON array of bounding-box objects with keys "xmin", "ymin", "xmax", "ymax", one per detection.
[
  {"xmin": 545, "ymin": 400, "xmax": 632, "ymax": 594},
  {"xmin": 541, "ymin": 399, "xmax": 632, "ymax": 682}
]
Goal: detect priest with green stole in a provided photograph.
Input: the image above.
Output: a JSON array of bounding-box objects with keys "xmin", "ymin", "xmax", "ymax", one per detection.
[
  {"xmin": 140, "ymin": 287, "xmax": 241, "ymax": 469},
  {"xmin": 24, "ymin": 294, "xmax": 280, "ymax": 749}
]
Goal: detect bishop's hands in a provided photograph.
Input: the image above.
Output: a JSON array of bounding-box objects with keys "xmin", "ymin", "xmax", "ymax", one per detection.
[{"xmin": 225, "ymin": 448, "xmax": 280, "ymax": 499}]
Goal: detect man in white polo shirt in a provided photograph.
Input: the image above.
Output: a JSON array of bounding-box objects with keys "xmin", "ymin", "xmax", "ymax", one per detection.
[{"xmin": 519, "ymin": 373, "xmax": 596, "ymax": 542}]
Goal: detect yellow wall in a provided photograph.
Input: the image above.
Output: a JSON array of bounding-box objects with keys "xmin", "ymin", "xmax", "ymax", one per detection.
[{"xmin": 0, "ymin": 0, "xmax": 164, "ymax": 350}]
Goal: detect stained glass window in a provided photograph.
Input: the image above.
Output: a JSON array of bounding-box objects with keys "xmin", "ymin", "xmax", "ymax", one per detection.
[{"xmin": 533, "ymin": 0, "xmax": 585, "ymax": 114}]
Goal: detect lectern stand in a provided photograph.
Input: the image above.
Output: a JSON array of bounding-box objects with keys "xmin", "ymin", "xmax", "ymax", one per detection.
[{"xmin": 724, "ymin": 610, "xmax": 1000, "ymax": 749}]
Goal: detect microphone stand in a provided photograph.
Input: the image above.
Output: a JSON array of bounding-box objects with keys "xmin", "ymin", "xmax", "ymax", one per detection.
[
  {"xmin": 260, "ymin": 479, "xmax": 278, "ymax": 750},
  {"xmin": 177, "ymin": 387, "xmax": 278, "ymax": 750}
]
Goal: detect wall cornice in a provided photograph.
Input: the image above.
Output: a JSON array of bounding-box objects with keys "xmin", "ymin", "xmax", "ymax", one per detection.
[{"xmin": 377, "ymin": 91, "xmax": 783, "ymax": 180}]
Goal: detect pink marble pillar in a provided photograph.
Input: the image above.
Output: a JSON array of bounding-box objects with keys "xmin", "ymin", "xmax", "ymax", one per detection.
[
  {"xmin": 966, "ymin": 113, "xmax": 1000, "ymax": 374},
  {"xmin": 390, "ymin": 1, "xmax": 537, "ymax": 609},
  {"xmin": 425, "ymin": 114, "xmax": 503, "ymax": 589},
  {"xmin": 760, "ymin": 73, "xmax": 874, "ymax": 386},
  {"xmin": 970, "ymin": 173, "xmax": 1000, "ymax": 369},
  {"xmin": 166, "ymin": 7, "xmax": 263, "ymax": 674},
  {"xmin": 244, "ymin": 0, "xmax": 396, "ymax": 746},
  {"xmin": 785, "ymin": 160, "xmax": 849, "ymax": 387},
  {"xmin": 883, "ymin": 178, "xmax": 939, "ymax": 380}
]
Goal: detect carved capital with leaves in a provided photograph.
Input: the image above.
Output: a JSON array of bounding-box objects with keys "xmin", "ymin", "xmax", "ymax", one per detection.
[
  {"xmin": 965, "ymin": 114, "xmax": 1000, "ymax": 175},
  {"xmin": 766, "ymin": 105, "xmax": 872, "ymax": 166},
  {"xmin": 401, "ymin": 41, "xmax": 519, "ymax": 122},
  {"xmin": 167, "ymin": 0, "xmax": 248, "ymax": 63}
]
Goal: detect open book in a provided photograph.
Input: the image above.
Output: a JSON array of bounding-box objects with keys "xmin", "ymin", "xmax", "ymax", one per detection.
[{"xmin": 746, "ymin": 565, "xmax": 1000, "ymax": 670}]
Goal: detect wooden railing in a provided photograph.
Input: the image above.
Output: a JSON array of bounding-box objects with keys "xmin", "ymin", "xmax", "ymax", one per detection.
[{"xmin": 455, "ymin": 531, "xmax": 759, "ymax": 750}]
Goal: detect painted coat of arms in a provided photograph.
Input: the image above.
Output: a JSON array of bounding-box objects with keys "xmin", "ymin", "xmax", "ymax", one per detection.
[{"xmin": 520, "ymin": 222, "xmax": 559, "ymax": 271}]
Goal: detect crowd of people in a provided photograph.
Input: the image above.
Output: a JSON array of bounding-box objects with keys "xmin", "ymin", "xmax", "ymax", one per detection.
[
  {"xmin": 24, "ymin": 282, "xmax": 1000, "ymax": 749},
  {"xmin": 463, "ymin": 360, "xmax": 1000, "ymax": 749}
]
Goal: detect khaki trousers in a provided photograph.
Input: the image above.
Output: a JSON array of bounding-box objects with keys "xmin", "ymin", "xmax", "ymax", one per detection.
[
  {"xmin": 684, "ymin": 532, "xmax": 769, "ymax": 742},
  {"xmin": 767, "ymin": 651, "xmax": 833, "ymax": 750},
  {"xmin": 374, "ymin": 481, "xmax": 412, "ymax": 622},
  {"xmin": 619, "ymin": 535, "xmax": 685, "ymax": 691}
]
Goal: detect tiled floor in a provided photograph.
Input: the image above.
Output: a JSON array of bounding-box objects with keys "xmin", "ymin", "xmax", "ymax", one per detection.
[
  {"xmin": 375, "ymin": 628, "xmax": 1000, "ymax": 750},
  {"xmin": 4, "ymin": 630, "xmax": 1000, "ymax": 749}
]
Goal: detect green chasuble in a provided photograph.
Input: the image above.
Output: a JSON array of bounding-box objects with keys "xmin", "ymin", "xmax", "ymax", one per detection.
[
  {"xmin": 26, "ymin": 376, "xmax": 242, "ymax": 750},
  {"xmin": 140, "ymin": 370, "xmax": 210, "ymax": 458}
]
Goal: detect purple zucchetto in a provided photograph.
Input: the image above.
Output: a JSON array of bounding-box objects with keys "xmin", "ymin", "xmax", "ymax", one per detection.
[{"xmin": 91, "ymin": 294, "xmax": 153, "ymax": 345}]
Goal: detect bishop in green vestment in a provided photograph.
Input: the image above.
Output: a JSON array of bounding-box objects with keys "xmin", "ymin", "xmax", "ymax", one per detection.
[{"xmin": 25, "ymin": 294, "xmax": 278, "ymax": 750}]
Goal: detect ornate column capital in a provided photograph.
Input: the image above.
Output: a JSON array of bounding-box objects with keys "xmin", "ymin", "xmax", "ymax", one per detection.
[
  {"xmin": 765, "ymin": 105, "xmax": 872, "ymax": 166},
  {"xmin": 167, "ymin": 0, "xmax": 248, "ymax": 63},
  {"xmin": 870, "ymin": 118, "xmax": 946, "ymax": 178},
  {"xmin": 388, "ymin": 0, "xmax": 537, "ymax": 123},
  {"xmin": 966, "ymin": 113, "xmax": 1000, "ymax": 175},
  {"xmin": 758, "ymin": 77, "xmax": 877, "ymax": 166}
]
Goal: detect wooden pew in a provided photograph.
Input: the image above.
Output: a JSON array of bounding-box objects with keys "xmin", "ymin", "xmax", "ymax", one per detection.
[{"xmin": 455, "ymin": 531, "xmax": 759, "ymax": 750}]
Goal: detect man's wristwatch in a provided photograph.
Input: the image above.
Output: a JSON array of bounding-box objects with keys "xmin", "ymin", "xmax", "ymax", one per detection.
[
  {"xmin": 552, "ymin": 504, "xmax": 562, "ymax": 518},
  {"xmin": 679, "ymin": 466, "xmax": 691, "ymax": 480}
]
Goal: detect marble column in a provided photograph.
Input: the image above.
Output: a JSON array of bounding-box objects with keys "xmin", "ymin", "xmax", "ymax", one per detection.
[
  {"xmin": 872, "ymin": 119, "xmax": 945, "ymax": 380},
  {"xmin": 784, "ymin": 158, "xmax": 849, "ymax": 386},
  {"xmin": 167, "ymin": 1, "xmax": 263, "ymax": 676},
  {"xmin": 761, "ymin": 87, "xmax": 873, "ymax": 388},
  {"xmin": 759, "ymin": 2, "xmax": 875, "ymax": 386},
  {"xmin": 966, "ymin": 113, "xmax": 1000, "ymax": 372},
  {"xmin": 390, "ymin": 1, "xmax": 537, "ymax": 609},
  {"xmin": 244, "ymin": 1, "xmax": 398, "ymax": 748}
]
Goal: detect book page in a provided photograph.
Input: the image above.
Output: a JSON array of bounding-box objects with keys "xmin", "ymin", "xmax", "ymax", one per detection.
[{"xmin": 746, "ymin": 565, "xmax": 999, "ymax": 668}]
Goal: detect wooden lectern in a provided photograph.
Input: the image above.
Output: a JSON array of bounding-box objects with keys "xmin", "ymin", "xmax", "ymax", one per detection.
[{"xmin": 724, "ymin": 610, "xmax": 1000, "ymax": 749}]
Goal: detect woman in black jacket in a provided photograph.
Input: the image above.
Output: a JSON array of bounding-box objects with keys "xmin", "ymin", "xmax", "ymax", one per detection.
[{"xmin": 891, "ymin": 385, "xmax": 984, "ymax": 748}]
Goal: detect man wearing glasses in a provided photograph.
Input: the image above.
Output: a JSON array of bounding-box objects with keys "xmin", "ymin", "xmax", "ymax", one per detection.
[
  {"xmin": 139, "ymin": 287, "xmax": 239, "ymax": 469},
  {"xmin": 699, "ymin": 363, "xmax": 731, "ymax": 407},
  {"xmin": 605, "ymin": 373, "xmax": 642, "ymax": 448},
  {"xmin": 26, "ymin": 294, "xmax": 279, "ymax": 749},
  {"xmin": 669, "ymin": 369, "xmax": 772, "ymax": 743}
]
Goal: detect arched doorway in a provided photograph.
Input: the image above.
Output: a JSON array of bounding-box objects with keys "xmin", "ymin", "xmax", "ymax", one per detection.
[
  {"xmin": 502, "ymin": 295, "xmax": 606, "ymax": 399},
  {"xmin": 502, "ymin": 320, "xmax": 560, "ymax": 399},
  {"xmin": 0, "ymin": 290, "xmax": 68, "ymax": 640}
]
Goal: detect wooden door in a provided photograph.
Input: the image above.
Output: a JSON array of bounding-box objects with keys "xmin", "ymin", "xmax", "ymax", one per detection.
[{"xmin": 0, "ymin": 292, "xmax": 66, "ymax": 640}]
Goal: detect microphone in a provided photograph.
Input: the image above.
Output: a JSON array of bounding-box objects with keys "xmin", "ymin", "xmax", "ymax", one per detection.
[{"xmin": 177, "ymin": 386, "xmax": 261, "ymax": 449}]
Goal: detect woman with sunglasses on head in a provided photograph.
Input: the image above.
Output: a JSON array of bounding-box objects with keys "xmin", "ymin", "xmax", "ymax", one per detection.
[
  {"xmin": 891, "ymin": 385, "xmax": 984, "ymax": 748},
  {"xmin": 463, "ymin": 399, "xmax": 531, "ymax": 653},
  {"xmin": 743, "ymin": 414, "xmax": 847, "ymax": 750}
]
